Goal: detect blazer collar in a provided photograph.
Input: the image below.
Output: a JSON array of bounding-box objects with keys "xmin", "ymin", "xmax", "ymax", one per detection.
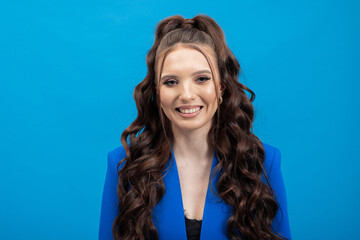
[{"xmin": 152, "ymin": 150, "xmax": 232, "ymax": 239}]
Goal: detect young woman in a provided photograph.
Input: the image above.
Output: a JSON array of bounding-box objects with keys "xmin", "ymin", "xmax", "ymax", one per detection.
[{"xmin": 99, "ymin": 15, "xmax": 291, "ymax": 240}]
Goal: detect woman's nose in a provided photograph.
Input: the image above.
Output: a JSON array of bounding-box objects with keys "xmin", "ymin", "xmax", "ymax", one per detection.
[{"xmin": 179, "ymin": 81, "xmax": 196, "ymax": 101}]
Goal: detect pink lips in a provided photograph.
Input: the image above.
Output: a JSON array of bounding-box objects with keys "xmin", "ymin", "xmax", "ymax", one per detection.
[{"xmin": 176, "ymin": 106, "xmax": 203, "ymax": 118}]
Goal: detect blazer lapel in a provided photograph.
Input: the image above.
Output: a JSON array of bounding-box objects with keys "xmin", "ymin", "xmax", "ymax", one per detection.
[
  {"xmin": 200, "ymin": 153, "xmax": 232, "ymax": 240},
  {"xmin": 152, "ymin": 151, "xmax": 187, "ymax": 239}
]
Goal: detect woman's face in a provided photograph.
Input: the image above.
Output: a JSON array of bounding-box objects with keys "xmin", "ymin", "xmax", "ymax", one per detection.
[{"xmin": 157, "ymin": 45, "xmax": 220, "ymax": 134}]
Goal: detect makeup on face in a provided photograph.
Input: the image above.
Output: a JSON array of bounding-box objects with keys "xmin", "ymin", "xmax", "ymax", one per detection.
[{"xmin": 158, "ymin": 45, "xmax": 220, "ymax": 133}]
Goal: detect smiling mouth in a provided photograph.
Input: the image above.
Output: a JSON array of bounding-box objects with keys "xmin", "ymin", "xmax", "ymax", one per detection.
[{"xmin": 176, "ymin": 106, "xmax": 203, "ymax": 114}]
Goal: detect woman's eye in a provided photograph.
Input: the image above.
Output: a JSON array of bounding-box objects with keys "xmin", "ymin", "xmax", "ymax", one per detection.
[
  {"xmin": 197, "ymin": 76, "xmax": 211, "ymax": 83},
  {"xmin": 163, "ymin": 79, "xmax": 177, "ymax": 86}
]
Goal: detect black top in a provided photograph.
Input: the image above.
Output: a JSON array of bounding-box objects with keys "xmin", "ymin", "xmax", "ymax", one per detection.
[{"xmin": 185, "ymin": 216, "xmax": 202, "ymax": 240}]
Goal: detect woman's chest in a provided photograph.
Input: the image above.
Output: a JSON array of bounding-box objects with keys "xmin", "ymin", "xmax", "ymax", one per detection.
[{"xmin": 178, "ymin": 163, "xmax": 212, "ymax": 220}]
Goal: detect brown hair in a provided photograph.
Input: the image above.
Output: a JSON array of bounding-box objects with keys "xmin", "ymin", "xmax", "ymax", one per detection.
[{"xmin": 113, "ymin": 15, "xmax": 287, "ymax": 240}]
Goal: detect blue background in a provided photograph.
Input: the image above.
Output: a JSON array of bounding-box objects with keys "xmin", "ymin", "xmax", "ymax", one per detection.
[{"xmin": 1, "ymin": 0, "xmax": 359, "ymax": 239}]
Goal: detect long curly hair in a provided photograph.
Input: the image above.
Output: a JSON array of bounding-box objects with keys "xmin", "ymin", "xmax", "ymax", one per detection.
[{"xmin": 113, "ymin": 15, "xmax": 287, "ymax": 240}]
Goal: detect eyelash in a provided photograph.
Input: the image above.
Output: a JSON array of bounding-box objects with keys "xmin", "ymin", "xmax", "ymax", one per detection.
[
  {"xmin": 197, "ymin": 76, "xmax": 211, "ymax": 82},
  {"xmin": 163, "ymin": 76, "xmax": 211, "ymax": 86},
  {"xmin": 163, "ymin": 79, "xmax": 177, "ymax": 86}
]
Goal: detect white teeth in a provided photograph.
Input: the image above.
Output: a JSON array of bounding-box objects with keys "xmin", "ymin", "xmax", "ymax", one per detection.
[{"xmin": 179, "ymin": 107, "xmax": 200, "ymax": 113}]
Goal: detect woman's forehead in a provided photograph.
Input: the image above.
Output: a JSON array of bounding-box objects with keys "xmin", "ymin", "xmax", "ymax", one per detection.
[
  {"xmin": 156, "ymin": 44, "xmax": 218, "ymax": 79},
  {"xmin": 162, "ymin": 47, "xmax": 212, "ymax": 71}
]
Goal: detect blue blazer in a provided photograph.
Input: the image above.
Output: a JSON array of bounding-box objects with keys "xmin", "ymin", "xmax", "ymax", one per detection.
[{"xmin": 99, "ymin": 142, "xmax": 291, "ymax": 239}]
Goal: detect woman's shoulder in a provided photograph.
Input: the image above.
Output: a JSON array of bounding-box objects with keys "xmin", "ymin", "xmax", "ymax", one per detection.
[
  {"xmin": 108, "ymin": 145, "xmax": 127, "ymax": 160},
  {"xmin": 260, "ymin": 142, "xmax": 291, "ymax": 238},
  {"xmin": 107, "ymin": 145, "xmax": 127, "ymax": 173},
  {"xmin": 261, "ymin": 142, "xmax": 282, "ymax": 177}
]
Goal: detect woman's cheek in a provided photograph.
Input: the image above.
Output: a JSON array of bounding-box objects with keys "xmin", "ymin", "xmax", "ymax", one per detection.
[{"xmin": 159, "ymin": 89, "xmax": 174, "ymax": 111}]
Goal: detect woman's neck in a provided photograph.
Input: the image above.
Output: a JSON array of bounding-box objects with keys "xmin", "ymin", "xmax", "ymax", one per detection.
[{"xmin": 171, "ymin": 126, "xmax": 214, "ymax": 167}]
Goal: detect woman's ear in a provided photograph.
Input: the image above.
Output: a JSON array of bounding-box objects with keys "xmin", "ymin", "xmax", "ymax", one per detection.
[{"xmin": 219, "ymin": 82, "xmax": 225, "ymax": 96}]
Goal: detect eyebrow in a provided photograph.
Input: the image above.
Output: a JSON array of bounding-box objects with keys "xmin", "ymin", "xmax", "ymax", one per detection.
[{"xmin": 160, "ymin": 69, "xmax": 212, "ymax": 81}]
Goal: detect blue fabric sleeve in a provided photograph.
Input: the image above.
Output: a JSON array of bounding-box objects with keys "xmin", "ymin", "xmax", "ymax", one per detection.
[
  {"xmin": 268, "ymin": 147, "xmax": 292, "ymax": 239},
  {"xmin": 98, "ymin": 149, "xmax": 123, "ymax": 240}
]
